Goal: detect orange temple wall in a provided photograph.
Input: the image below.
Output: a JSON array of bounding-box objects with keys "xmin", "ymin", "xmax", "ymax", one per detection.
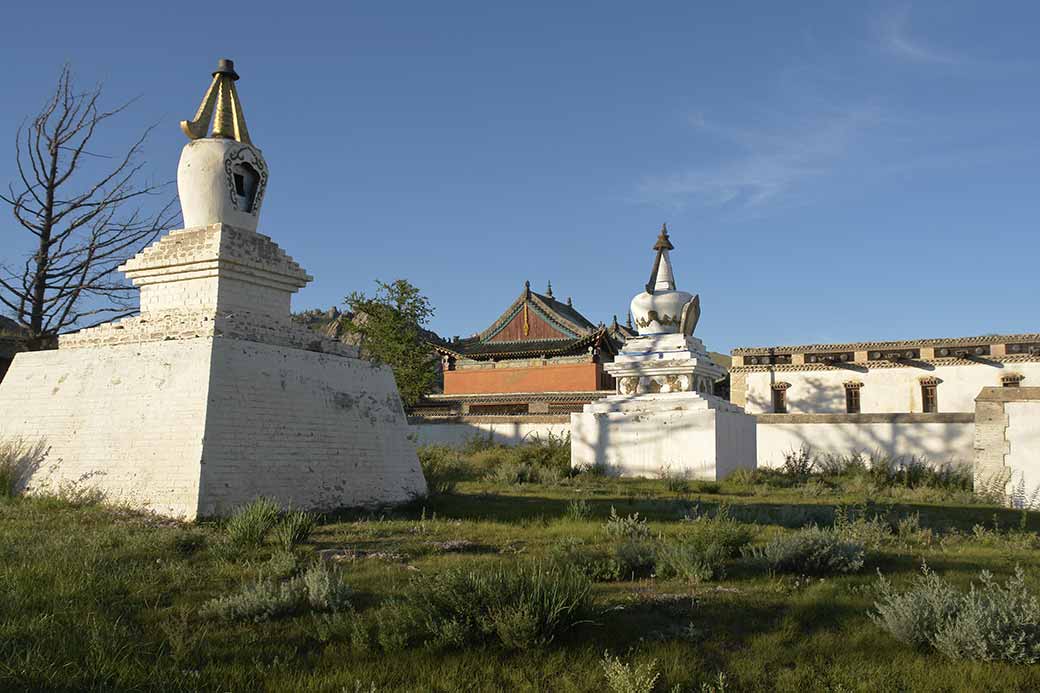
[{"xmin": 443, "ymin": 362, "xmax": 608, "ymax": 395}]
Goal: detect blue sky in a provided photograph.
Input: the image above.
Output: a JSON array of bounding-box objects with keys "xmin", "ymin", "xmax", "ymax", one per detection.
[{"xmin": 1, "ymin": 1, "xmax": 1037, "ymax": 352}]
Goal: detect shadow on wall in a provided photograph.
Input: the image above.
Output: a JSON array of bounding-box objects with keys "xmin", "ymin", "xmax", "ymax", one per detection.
[
  {"xmin": 756, "ymin": 378, "xmax": 974, "ymax": 469},
  {"xmin": 0, "ymin": 437, "xmax": 48, "ymax": 495},
  {"xmin": 748, "ymin": 374, "xmax": 847, "ymax": 414},
  {"xmin": 410, "ymin": 420, "xmax": 570, "ymax": 447},
  {"xmin": 572, "ymin": 392, "xmax": 748, "ymax": 477}
]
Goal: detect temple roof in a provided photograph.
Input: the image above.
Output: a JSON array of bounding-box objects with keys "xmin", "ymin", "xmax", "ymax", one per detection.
[{"xmin": 432, "ymin": 282, "xmax": 618, "ymax": 361}]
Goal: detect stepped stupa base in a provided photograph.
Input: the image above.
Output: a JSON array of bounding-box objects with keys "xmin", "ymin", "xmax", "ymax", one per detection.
[
  {"xmin": 570, "ymin": 391, "xmax": 756, "ymax": 480},
  {"xmin": 0, "ymin": 336, "xmax": 425, "ymax": 519}
]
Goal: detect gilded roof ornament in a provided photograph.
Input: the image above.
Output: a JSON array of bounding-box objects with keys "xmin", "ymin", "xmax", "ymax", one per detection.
[{"xmin": 180, "ymin": 58, "xmax": 252, "ymax": 144}]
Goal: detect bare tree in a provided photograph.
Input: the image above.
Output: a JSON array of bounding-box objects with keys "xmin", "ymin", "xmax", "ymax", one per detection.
[{"xmin": 0, "ymin": 65, "xmax": 178, "ymax": 350}]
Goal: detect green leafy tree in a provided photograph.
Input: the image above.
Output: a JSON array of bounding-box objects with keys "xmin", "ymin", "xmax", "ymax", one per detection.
[{"xmin": 343, "ymin": 279, "xmax": 437, "ymax": 408}]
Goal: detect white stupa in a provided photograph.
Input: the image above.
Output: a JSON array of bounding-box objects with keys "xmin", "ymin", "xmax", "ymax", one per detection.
[
  {"xmin": 0, "ymin": 59, "xmax": 426, "ymax": 518},
  {"xmin": 570, "ymin": 225, "xmax": 756, "ymax": 479}
]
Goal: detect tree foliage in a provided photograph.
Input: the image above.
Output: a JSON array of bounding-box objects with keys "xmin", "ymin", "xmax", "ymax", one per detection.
[
  {"xmin": 0, "ymin": 65, "xmax": 177, "ymax": 349},
  {"xmin": 343, "ymin": 279, "xmax": 437, "ymax": 408}
]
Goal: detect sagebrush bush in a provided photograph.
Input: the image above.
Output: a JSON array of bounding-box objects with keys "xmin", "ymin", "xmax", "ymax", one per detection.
[
  {"xmin": 372, "ymin": 561, "xmax": 591, "ymax": 650},
  {"xmin": 873, "ymin": 565, "xmax": 1040, "ymax": 663},
  {"xmin": 0, "ymin": 437, "xmax": 47, "ymax": 498},
  {"xmin": 614, "ymin": 538, "xmax": 657, "ymax": 580},
  {"xmin": 657, "ymin": 505, "xmax": 755, "ymax": 582},
  {"xmin": 200, "ymin": 562, "xmax": 351, "ymax": 622},
  {"xmin": 757, "ymin": 526, "xmax": 865, "ymax": 575},
  {"xmin": 871, "ymin": 563, "xmax": 959, "ymax": 648},
  {"xmin": 656, "ymin": 537, "xmax": 727, "ymax": 582},
  {"xmin": 832, "ymin": 506, "xmax": 892, "ymax": 550},
  {"xmin": 566, "ymin": 497, "xmax": 592, "ymax": 521},
  {"xmin": 605, "ymin": 507, "xmax": 650, "ymax": 540},
  {"xmin": 274, "ymin": 510, "xmax": 317, "ymax": 551},
  {"xmin": 549, "ymin": 538, "xmax": 618, "ymax": 581},
  {"xmin": 601, "ymin": 652, "xmax": 660, "ymax": 693},
  {"xmin": 225, "ymin": 497, "xmax": 281, "ymax": 548}
]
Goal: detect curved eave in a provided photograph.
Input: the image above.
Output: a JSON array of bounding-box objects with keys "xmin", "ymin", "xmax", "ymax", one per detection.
[{"xmin": 430, "ymin": 329, "xmax": 609, "ymax": 361}]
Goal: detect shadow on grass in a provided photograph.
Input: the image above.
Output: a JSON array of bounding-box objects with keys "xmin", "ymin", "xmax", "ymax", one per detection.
[{"xmin": 409, "ymin": 491, "xmax": 1040, "ymax": 533}]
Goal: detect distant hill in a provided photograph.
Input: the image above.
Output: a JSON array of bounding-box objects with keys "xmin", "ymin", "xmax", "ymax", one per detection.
[{"xmin": 709, "ymin": 351, "xmax": 731, "ymax": 369}]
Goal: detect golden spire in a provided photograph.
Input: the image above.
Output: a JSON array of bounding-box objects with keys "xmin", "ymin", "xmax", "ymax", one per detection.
[{"xmin": 180, "ymin": 59, "xmax": 252, "ymax": 144}]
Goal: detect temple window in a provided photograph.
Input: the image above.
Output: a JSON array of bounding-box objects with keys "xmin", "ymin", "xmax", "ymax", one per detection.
[
  {"xmin": 1002, "ymin": 373, "xmax": 1025, "ymax": 388},
  {"xmin": 771, "ymin": 382, "xmax": 790, "ymax": 414},
  {"xmin": 844, "ymin": 382, "xmax": 862, "ymax": 414},
  {"xmin": 920, "ymin": 379, "xmax": 939, "ymax": 413}
]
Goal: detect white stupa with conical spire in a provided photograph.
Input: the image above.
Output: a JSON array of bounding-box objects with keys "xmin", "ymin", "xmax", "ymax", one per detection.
[
  {"xmin": 570, "ymin": 225, "xmax": 756, "ymax": 479},
  {"xmin": 0, "ymin": 59, "xmax": 426, "ymax": 518}
]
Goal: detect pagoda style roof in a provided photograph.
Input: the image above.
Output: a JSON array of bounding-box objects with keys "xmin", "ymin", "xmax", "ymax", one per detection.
[{"xmin": 432, "ymin": 282, "xmax": 617, "ymax": 361}]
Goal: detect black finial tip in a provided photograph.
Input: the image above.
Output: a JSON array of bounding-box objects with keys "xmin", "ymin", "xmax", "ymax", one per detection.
[{"xmin": 213, "ymin": 58, "xmax": 240, "ymax": 80}]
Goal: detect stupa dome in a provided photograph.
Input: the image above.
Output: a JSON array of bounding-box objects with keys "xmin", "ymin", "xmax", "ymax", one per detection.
[
  {"xmin": 629, "ymin": 224, "xmax": 700, "ymax": 336},
  {"xmin": 176, "ymin": 59, "xmax": 267, "ymax": 231}
]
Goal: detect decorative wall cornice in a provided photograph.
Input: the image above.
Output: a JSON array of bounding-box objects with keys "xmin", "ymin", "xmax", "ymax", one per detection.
[
  {"xmin": 732, "ymin": 333, "xmax": 1040, "ymax": 356},
  {"xmin": 730, "ymin": 353, "xmax": 1040, "ymax": 374}
]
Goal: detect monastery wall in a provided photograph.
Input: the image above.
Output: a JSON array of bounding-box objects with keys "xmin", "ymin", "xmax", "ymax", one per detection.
[
  {"xmin": 974, "ymin": 388, "xmax": 1040, "ymax": 500},
  {"xmin": 409, "ymin": 416, "xmax": 570, "ymax": 447},
  {"xmin": 413, "ymin": 412, "xmax": 975, "ymax": 475},
  {"xmin": 742, "ymin": 361, "xmax": 1040, "ymax": 414},
  {"xmin": 755, "ymin": 414, "xmax": 975, "ymax": 469}
]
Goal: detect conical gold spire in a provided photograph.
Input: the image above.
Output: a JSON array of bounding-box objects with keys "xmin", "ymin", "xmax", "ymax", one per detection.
[{"xmin": 180, "ymin": 59, "xmax": 252, "ymax": 144}]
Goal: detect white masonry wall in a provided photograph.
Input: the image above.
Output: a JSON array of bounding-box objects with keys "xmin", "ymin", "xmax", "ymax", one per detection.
[
  {"xmin": 1006, "ymin": 401, "xmax": 1040, "ymax": 493},
  {"xmin": 409, "ymin": 418, "xmax": 571, "ymax": 447},
  {"xmin": 0, "ymin": 341, "xmax": 209, "ymax": 517},
  {"xmin": 743, "ymin": 362, "xmax": 1040, "ymax": 414},
  {"xmin": 198, "ymin": 339, "xmax": 426, "ymax": 516},
  {"xmin": 756, "ymin": 418, "xmax": 975, "ymax": 469}
]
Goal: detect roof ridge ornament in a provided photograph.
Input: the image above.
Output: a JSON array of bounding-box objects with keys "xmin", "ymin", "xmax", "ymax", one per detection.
[{"xmin": 180, "ymin": 58, "xmax": 252, "ymax": 144}]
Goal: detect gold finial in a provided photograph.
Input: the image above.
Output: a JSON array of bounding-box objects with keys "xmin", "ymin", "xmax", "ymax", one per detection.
[{"xmin": 180, "ymin": 59, "xmax": 252, "ymax": 144}]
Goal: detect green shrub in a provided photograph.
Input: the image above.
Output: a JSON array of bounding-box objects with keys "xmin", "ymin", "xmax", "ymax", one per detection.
[
  {"xmin": 417, "ymin": 445, "xmax": 472, "ymax": 494},
  {"xmin": 601, "ymin": 652, "xmax": 660, "ymax": 693},
  {"xmin": 605, "ymin": 507, "xmax": 650, "ymax": 540},
  {"xmin": 225, "ymin": 497, "xmax": 281, "ymax": 548},
  {"xmin": 200, "ymin": 562, "xmax": 351, "ymax": 622},
  {"xmin": 681, "ymin": 505, "xmax": 755, "ymax": 556},
  {"xmin": 515, "ymin": 431, "xmax": 571, "ymax": 474},
  {"xmin": 757, "ymin": 526, "xmax": 865, "ymax": 575},
  {"xmin": 873, "ymin": 565, "xmax": 1040, "ymax": 663},
  {"xmin": 549, "ymin": 538, "xmax": 618, "ymax": 581},
  {"xmin": 614, "ymin": 538, "xmax": 657, "ymax": 580},
  {"xmin": 832, "ymin": 506, "xmax": 892, "ymax": 550},
  {"xmin": 566, "ymin": 497, "xmax": 592, "ymax": 521},
  {"xmin": 274, "ymin": 510, "xmax": 317, "ymax": 551},
  {"xmin": 781, "ymin": 446, "xmax": 815, "ymax": 478},
  {"xmin": 658, "ymin": 466, "xmax": 689, "ymax": 493},
  {"xmin": 657, "ymin": 505, "xmax": 754, "ymax": 582},
  {"xmin": 462, "ymin": 431, "xmax": 498, "ymax": 455},
  {"xmin": 372, "ymin": 561, "xmax": 591, "ymax": 650}
]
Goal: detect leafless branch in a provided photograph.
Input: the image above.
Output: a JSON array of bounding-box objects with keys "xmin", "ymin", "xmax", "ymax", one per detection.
[{"xmin": 0, "ymin": 64, "xmax": 180, "ymax": 349}]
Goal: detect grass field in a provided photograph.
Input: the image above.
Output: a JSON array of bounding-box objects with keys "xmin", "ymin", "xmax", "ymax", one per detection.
[{"xmin": 2, "ymin": 440, "xmax": 1040, "ymax": 692}]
